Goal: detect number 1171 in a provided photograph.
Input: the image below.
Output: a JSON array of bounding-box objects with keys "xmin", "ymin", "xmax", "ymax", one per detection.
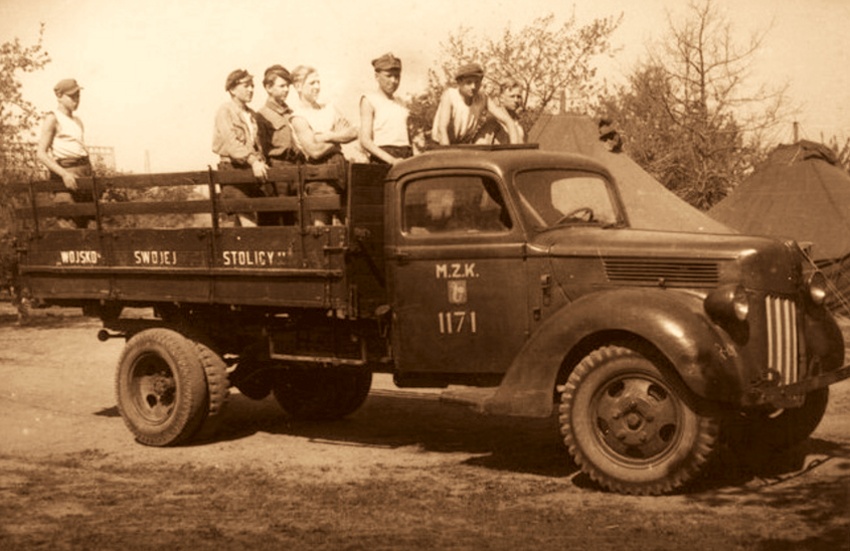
[{"xmin": 438, "ymin": 311, "xmax": 477, "ymax": 334}]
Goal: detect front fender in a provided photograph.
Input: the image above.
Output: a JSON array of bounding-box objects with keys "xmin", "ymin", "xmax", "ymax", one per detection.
[{"xmin": 482, "ymin": 288, "xmax": 744, "ymax": 417}]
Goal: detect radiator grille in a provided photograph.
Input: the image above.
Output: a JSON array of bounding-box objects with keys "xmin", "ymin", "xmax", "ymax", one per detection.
[
  {"xmin": 603, "ymin": 258, "xmax": 720, "ymax": 287},
  {"xmin": 765, "ymin": 295, "xmax": 799, "ymax": 385}
]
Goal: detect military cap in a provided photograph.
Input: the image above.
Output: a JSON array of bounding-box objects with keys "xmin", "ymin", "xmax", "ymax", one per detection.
[
  {"xmin": 372, "ymin": 53, "xmax": 402, "ymax": 72},
  {"xmin": 225, "ymin": 69, "xmax": 253, "ymax": 91},
  {"xmin": 54, "ymin": 78, "xmax": 82, "ymax": 96},
  {"xmin": 455, "ymin": 63, "xmax": 484, "ymax": 80}
]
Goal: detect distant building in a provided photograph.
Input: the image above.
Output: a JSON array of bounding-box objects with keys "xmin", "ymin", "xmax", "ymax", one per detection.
[{"xmin": 88, "ymin": 146, "xmax": 116, "ymax": 171}]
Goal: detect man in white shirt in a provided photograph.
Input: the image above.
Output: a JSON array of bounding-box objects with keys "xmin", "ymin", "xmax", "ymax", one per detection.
[{"xmin": 36, "ymin": 78, "xmax": 93, "ymax": 228}]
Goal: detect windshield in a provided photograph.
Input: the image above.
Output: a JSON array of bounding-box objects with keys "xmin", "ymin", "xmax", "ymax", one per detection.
[{"xmin": 514, "ymin": 169, "xmax": 621, "ymax": 229}]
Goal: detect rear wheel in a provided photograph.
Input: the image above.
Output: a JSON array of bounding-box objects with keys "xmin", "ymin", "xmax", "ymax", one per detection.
[
  {"xmin": 193, "ymin": 340, "xmax": 229, "ymax": 438},
  {"xmin": 116, "ymin": 328, "xmax": 209, "ymax": 446},
  {"xmin": 559, "ymin": 345, "xmax": 720, "ymax": 495},
  {"xmin": 272, "ymin": 367, "xmax": 372, "ymax": 421}
]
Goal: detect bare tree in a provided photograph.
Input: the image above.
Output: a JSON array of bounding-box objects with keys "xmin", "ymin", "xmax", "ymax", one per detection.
[{"xmin": 600, "ymin": 0, "xmax": 790, "ymax": 209}]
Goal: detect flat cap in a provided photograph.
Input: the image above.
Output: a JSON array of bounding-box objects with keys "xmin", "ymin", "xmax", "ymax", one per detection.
[
  {"xmin": 455, "ymin": 63, "xmax": 484, "ymax": 80},
  {"xmin": 372, "ymin": 53, "xmax": 402, "ymax": 72},
  {"xmin": 264, "ymin": 64, "xmax": 292, "ymax": 84},
  {"xmin": 225, "ymin": 69, "xmax": 253, "ymax": 91},
  {"xmin": 54, "ymin": 78, "xmax": 82, "ymax": 96}
]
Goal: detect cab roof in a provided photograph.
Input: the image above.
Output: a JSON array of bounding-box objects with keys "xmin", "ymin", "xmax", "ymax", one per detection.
[{"xmin": 386, "ymin": 144, "xmax": 614, "ymax": 182}]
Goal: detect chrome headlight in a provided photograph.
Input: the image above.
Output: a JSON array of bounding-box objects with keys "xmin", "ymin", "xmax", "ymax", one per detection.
[
  {"xmin": 807, "ymin": 271, "xmax": 827, "ymax": 306},
  {"xmin": 704, "ymin": 284, "xmax": 749, "ymax": 322}
]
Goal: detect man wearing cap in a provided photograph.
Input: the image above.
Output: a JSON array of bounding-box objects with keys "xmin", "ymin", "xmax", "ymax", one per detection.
[
  {"xmin": 36, "ymin": 78, "xmax": 94, "ymax": 228},
  {"xmin": 431, "ymin": 63, "xmax": 520, "ymax": 146},
  {"xmin": 359, "ymin": 53, "xmax": 412, "ymax": 165},
  {"xmin": 213, "ymin": 69, "xmax": 269, "ymax": 226}
]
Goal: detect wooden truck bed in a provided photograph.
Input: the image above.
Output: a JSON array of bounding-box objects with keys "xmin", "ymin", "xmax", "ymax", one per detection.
[{"xmin": 9, "ymin": 162, "xmax": 390, "ymax": 318}]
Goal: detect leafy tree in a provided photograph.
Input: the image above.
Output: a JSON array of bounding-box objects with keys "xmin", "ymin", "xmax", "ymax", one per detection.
[
  {"xmin": 408, "ymin": 12, "xmax": 621, "ymax": 139},
  {"xmin": 599, "ymin": 0, "xmax": 789, "ymax": 210},
  {"xmin": 1, "ymin": 26, "xmax": 50, "ymax": 297},
  {"xmin": 1, "ymin": 25, "xmax": 50, "ymax": 180}
]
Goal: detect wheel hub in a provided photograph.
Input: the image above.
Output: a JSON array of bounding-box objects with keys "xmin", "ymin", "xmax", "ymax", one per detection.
[
  {"xmin": 595, "ymin": 377, "xmax": 680, "ymax": 459},
  {"xmin": 135, "ymin": 372, "xmax": 176, "ymax": 416}
]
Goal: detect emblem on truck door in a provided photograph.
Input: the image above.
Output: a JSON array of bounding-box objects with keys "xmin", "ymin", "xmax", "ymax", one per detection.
[{"xmin": 447, "ymin": 280, "xmax": 467, "ymax": 304}]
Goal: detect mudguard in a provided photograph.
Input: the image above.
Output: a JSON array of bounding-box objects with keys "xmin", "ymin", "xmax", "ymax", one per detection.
[{"xmin": 481, "ymin": 288, "xmax": 745, "ymax": 417}]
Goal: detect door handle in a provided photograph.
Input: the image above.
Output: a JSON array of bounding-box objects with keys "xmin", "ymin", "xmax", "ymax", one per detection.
[{"xmin": 393, "ymin": 251, "xmax": 411, "ymax": 265}]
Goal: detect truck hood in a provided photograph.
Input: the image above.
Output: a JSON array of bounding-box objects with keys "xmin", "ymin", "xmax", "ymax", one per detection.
[{"xmin": 530, "ymin": 226, "xmax": 803, "ymax": 292}]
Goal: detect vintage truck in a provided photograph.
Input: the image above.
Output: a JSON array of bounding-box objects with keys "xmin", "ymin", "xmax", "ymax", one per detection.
[{"xmin": 6, "ymin": 145, "xmax": 850, "ymax": 495}]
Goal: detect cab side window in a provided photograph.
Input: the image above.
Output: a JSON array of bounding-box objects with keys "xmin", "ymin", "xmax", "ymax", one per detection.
[{"xmin": 402, "ymin": 175, "xmax": 511, "ymax": 235}]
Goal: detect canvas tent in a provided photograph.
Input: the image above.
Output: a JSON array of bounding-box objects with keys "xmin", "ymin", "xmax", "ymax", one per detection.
[
  {"xmin": 709, "ymin": 140, "xmax": 850, "ymax": 312},
  {"xmin": 528, "ymin": 114, "xmax": 733, "ymax": 234}
]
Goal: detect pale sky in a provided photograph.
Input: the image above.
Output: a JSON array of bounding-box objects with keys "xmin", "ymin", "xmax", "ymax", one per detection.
[{"xmin": 2, "ymin": 0, "xmax": 848, "ymax": 173}]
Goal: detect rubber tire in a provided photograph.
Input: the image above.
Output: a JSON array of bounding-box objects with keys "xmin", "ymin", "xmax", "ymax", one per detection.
[
  {"xmin": 725, "ymin": 387, "xmax": 829, "ymax": 452},
  {"xmin": 194, "ymin": 340, "xmax": 230, "ymax": 438},
  {"xmin": 559, "ymin": 345, "xmax": 720, "ymax": 495},
  {"xmin": 115, "ymin": 328, "xmax": 209, "ymax": 446},
  {"xmin": 272, "ymin": 368, "xmax": 372, "ymax": 421}
]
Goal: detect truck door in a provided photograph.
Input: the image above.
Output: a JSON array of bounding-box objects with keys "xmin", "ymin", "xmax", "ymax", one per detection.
[{"xmin": 387, "ymin": 171, "xmax": 529, "ymax": 379}]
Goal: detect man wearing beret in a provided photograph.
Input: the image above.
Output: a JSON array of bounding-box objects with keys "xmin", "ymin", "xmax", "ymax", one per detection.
[
  {"xmin": 359, "ymin": 52, "xmax": 412, "ymax": 165},
  {"xmin": 36, "ymin": 78, "xmax": 94, "ymax": 228},
  {"xmin": 431, "ymin": 62, "xmax": 520, "ymax": 145},
  {"xmin": 212, "ymin": 69, "xmax": 269, "ymax": 226}
]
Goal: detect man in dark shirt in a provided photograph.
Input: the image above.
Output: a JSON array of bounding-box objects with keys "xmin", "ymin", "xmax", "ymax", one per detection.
[{"xmin": 257, "ymin": 64, "xmax": 299, "ymax": 224}]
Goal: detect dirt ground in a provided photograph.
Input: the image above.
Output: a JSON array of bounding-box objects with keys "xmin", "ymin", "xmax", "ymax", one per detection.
[{"xmin": 0, "ymin": 303, "xmax": 848, "ymax": 550}]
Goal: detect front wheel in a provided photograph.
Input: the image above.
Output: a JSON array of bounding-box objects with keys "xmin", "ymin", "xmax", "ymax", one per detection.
[
  {"xmin": 559, "ymin": 345, "xmax": 720, "ymax": 495},
  {"xmin": 115, "ymin": 328, "xmax": 209, "ymax": 446}
]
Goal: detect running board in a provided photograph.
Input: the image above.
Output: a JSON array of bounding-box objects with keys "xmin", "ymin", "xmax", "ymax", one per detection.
[{"xmin": 439, "ymin": 386, "xmax": 498, "ymax": 413}]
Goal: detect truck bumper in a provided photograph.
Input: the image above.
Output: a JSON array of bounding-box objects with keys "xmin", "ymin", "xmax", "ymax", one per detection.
[{"xmin": 744, "ymin": 364, "xmax": 850, "ymax": 408}]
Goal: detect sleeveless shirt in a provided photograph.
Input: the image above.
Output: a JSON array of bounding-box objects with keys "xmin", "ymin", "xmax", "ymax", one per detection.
[
  {"xmin": 51, "ymin": 110, "xmax": 87, "ymax": 159},
  {"xmin": 431, "ymin": 88, "xmax": 488, "ymax": 144},
  {"xmin": 363, "ymin": 92, "xmax": 410, "ymax": 147}
]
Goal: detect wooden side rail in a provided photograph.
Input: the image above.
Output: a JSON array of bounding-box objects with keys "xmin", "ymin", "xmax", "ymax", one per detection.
[
  {"xmin": 16, "ymin": 196, "xmax": 341, "ymax": 219},
  {"xmin": 9, "ymin": 162, "xmax": 347, "ymax": 228}
]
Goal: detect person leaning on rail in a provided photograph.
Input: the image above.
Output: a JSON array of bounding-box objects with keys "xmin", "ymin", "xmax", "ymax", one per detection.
[
  {"xmin": 430, "ymin": 63, "xmax": 520, "ymax": 145},
  {"xmin": 212, "ymin": 68, "xmax": 270, "ymax": 227},
  {"xmin": 289, "ymin": 65, "xmax": 358, "ymax": 226},
  {"xmin": 257, "ymin": 64, "xmax": 300, "ymax": 225}
]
